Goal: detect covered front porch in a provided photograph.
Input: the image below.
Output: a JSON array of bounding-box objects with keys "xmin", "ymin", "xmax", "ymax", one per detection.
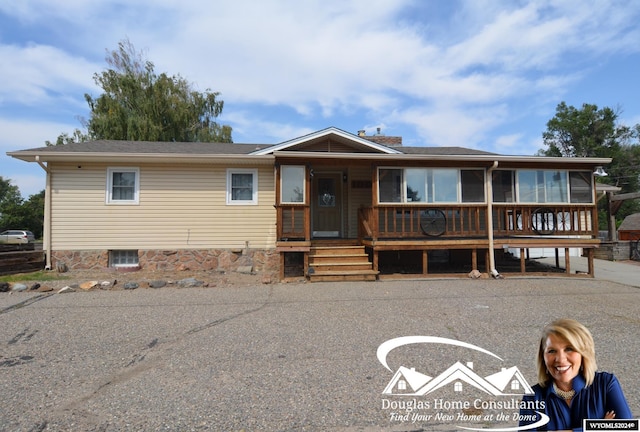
[
  {"xmin": 267, "ymin": 128, "xmax": 605, "ymax": 282},
  {"xmin": 276, "ymin": 200, "xmax": 599, "ymax": 281}
]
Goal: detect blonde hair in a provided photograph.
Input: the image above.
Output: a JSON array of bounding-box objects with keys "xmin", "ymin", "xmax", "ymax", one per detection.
[{"xmin": 536, "ymin": 319, "xmax": 597, "ymax": 387}]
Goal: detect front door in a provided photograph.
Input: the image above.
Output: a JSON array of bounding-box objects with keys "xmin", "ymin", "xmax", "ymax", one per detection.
[{"xmin": 312, "ymin": 173, "xmax": 342, "ymax": 237}]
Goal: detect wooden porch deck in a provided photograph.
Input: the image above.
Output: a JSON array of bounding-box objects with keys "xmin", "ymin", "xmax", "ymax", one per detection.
[
  {"xmin": 276, "ymin": 203, "xmax": 600, "ymax": 281},
  {"xmin": 277, "ymin": 236, "xmax": 598, "ymax": 281}
]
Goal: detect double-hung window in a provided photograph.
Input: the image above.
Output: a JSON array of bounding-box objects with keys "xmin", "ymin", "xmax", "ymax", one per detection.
[
  {"xmin": 106, "ymin": 167, "xmax": 139, "ymax": 204},
  {"xmin": 227, "ymin": 169, "xmax": 258, "ymax": 205}
]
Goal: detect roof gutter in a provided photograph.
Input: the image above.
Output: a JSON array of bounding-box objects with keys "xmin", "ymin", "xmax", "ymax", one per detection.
[
  {"xmin": 35, "ymin": 156, "xmax": 52, "ymax": 270},
  {"xmin": 7, "ymin": 152, "xmax": 275, "ymax": 164}
]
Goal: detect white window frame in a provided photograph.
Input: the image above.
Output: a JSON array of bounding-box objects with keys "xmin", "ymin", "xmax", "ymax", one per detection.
[
  {"xmin": 226, "ymin": 169, "xmax": 258, "ymax": 205},
  {"xmin": 106, "ymin": 167, "xmax": 140, "ymax": 205}
]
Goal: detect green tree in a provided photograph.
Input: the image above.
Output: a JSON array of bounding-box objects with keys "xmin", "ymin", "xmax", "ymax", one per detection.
[
  {"xmin": 45, "ymin": 128, "xmax": 89, "ymax": 147},
  {"xmin": 0, "ymin": 176, "xmax": 22, "ymax": 221},
  {"xmin": 542, "ymin": 102, "xmax": 632, "ymax": 158},
  {"xmin": 540, "ymin": 102, "xmax": 640, "ymax": 227},
  {"xmin": 48, "ymin": 39, "xmax": 232, "ymax": 145},
  {"xmin": 0, "ymin": 177, "xmax": 45, "ymax": 238}
]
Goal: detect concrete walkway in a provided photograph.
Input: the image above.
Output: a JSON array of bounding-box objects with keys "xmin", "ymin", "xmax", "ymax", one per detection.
[{"xmin": 535, "ymin": 256, "xmax": 640, "ymax": 287}]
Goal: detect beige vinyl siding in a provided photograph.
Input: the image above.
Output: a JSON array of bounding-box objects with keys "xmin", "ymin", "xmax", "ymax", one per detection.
[
  {"xmin": 50, "ymin": 163, "xmax": 276, "ymax": 250},
  {"xmin": 346, "ymin": 166, "xmax": 373, "ymax": 238}
]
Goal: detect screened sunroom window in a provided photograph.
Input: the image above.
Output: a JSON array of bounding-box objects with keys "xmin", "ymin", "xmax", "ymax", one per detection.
[
  {"xmin": 461, "ymin": 170, "xmax": 485, "ymax": 202},
  {"xmin": 281, "ymin": 166, "xmax": 305, "ymax": 203},
  {"xmin": 569, "ymin": 171, "xmax": 593, "ymax": 203},
  {"xmin": 492, "ymin": 171, "xmax": 515, "ymax": 202},
  {"xmin": 406, "ymin": 169, "xmax": 426, "ymax": 202},
  {"xmin": 379, "ymin": 168, "xmax": 484, "ymax": 203},
  {"xmin": 517, "ymin": 170, "xmax": 568, "ymax": 203},
  {"xmin": 432, "ymin": 169, "xmax": 458, "ymax": 202},
  {"xmin": 379, "ymin": 169, "xmax": 402, "ymax": 203}
]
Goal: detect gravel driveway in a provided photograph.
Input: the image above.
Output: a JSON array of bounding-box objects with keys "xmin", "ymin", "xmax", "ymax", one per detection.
[{"xmin": 1, "ymin": 277, "xmax": 638, "ymax": 431}]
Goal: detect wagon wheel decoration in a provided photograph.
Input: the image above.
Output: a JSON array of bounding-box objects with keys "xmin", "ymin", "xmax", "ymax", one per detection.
[
  {"xmin": 556, "ymin": 211, "xmax": 571, "ymax": 232},
  {"xmin": 420, "ymin": 208, "xmax": 447, "ymax": 237},
  {"xmin": 531, "ymin": 208, "xmax": 556, "ymax": 235}
]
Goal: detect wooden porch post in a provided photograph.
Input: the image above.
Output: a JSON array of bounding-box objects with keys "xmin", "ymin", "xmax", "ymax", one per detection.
[
  {"xmin": 373, "ymin": 250, "xmax": 379, "ymax": 273},
  {"xmin": 279, "ymin": 253, "xmax": 285, "ymax": 281},
  {"xmin": 423, "ymin": 250, "xmax": 428, "ymax": 275},
  {"xmin": 371, "ymin": 164, "xmax": 379, "ymax": 242},
  {"xmin": 587, "ymin": 248, "xmax": 595, "ymax": 277},
  {"xmin": 305, "ymin": 166, "xmax": 311, "ymax": 241},
  {"xmin": 485, "ymin": 250, "xmax": 490, "ymax": 273},
  {"xmin": 471, "ymin": 249, "xmax": 477, "ymax": 271},
  {"xmin": 564, "ymin": 248, "xmax": 571, "ymax": 275},
  {"xmin": 520, "ymin": 248, "xmax": 526, "ymax": 274}
]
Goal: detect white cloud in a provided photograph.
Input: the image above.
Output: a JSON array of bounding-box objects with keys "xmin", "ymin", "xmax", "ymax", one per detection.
[
  {"xmin": 0, "ymin": 43, "xmax": 98, "ymax": 108},
  {"xmin": 0, "ymin": 0, "xmax": 639, "ymax": 157},
  {"xmin": 396, "ymin": 104, "xmax": 507, "ymax": 148},
  {"xmin": 494, "ymin": 133, "xmax": 524, "ymax": 152},
  {"xmin": 0, "ymin": 117, "xmax": 76, "ymax": 152}
]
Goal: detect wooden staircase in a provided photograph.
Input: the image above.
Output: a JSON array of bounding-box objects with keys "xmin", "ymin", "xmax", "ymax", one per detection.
[{"xmin": 307, "ymin": 244, "xmax": 378, "ymax": 282}]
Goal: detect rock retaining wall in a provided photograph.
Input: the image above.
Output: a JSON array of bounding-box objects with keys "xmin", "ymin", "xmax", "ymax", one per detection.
[
  {"xmin": 52, "ymin": 248, "xmax": 280, "ymax": 280},
  {"xmin": 593, "ymin": 241, "xmax": 631, "ymax": 261}
]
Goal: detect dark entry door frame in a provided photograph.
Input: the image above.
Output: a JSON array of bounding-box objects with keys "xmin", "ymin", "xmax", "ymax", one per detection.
[{"xmin": 312, "ymin": 172, "xmax": 343, "ymax": 238}]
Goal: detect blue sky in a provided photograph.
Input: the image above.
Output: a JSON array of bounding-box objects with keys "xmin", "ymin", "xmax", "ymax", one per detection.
[{"xmin": 1, "ymin": 0, "xmax": 639, "ymax": 198}]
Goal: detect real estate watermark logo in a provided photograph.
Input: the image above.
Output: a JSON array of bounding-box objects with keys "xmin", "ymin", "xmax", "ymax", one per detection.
[{"xmin": 377, "ymin": 336, "xmax": 549, "ymax": 431}]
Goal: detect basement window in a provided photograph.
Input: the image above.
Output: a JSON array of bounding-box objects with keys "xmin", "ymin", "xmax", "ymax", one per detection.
[{"xmin": 109, "ymin": 250, "xmax": 139, "ymax": 267}]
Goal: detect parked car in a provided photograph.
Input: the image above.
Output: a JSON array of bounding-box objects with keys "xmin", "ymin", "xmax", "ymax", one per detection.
[{"xmin": 0, "ymin": 230, "xmax": 35, "ymax": 244}]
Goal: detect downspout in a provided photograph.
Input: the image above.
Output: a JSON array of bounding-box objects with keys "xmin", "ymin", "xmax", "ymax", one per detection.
[
  {"xmin": 486, "ymin": 161, "xmax": 502, "ymax": 278},
  {"xmin": 35, "ymin": 156, "xmax": 52, "ymax": 270}
]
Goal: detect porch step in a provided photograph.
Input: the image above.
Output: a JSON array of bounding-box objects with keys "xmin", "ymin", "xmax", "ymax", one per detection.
[{"xmin": 308, "ymin": 245, "xmax": 378, "ymax": 282}]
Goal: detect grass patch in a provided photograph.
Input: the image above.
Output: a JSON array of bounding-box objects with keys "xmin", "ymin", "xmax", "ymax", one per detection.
[{"xmin": 0, "ymin": 271, "xmax": 70, "ymax": 283}]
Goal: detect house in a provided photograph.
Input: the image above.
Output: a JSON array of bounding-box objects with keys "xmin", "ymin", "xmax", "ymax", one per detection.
[
  {"xmin": 7, "ymin": 127, "xmax": 610, "ymax": 281},
  {"xmin": 484, "ymin": 366, "xmax": 533, "ymax": 395},
  {"xmin": 617, "ymin": 213, "xmax": 640, "ymax": 242},
  {"xmin": 617, "ymin": 213, "xmax": 640, "ymax": 261},
  {"xmin": 383, "ymin": 362, "xmax": 534, "ymax": 396},
  {"xmin": 414, "ymin": 361, "xmax": 503, "ymax": 396},
  {"xmin": 382, "ymin": 366, "xmax": 431, "ymax": 395}
]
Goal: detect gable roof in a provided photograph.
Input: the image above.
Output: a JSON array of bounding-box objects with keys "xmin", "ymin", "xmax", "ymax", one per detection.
[
  {"xmin": 250, "ymin": 127, "xmax": 403, "ymax": 155},
  {"xmin": 7, "ymin": 127, "xmax": 612, "ymax": 167},
  {"xmin": 382, "ymin": 366, "xmax": 432, "ymax": 394},
  {"xmin": 416, "ymin": 361, "xmax": 502, "ymax": 396},
  {"xmin": 618, "ymin": 213, "xmax": 640, "ymax": 231},
  {"xmin": 484, "ymin": 366, "xmax": 534, "ymax": 394}
]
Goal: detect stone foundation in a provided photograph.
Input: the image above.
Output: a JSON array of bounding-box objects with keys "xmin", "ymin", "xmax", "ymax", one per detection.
[{"xmin": 51, "ymin": 248, "xmax": 281, "ymax": 281}]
